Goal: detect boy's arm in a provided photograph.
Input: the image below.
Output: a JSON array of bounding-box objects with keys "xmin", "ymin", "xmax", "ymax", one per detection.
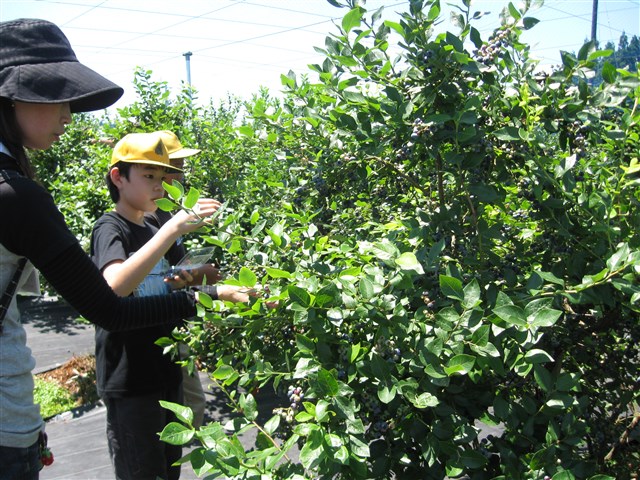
[
  {"xmin": 102, "ymin": 220, "xmax": 185, "ymax": 296},
  {"xmin": 102, "ymin": 200, "xmax": 220, "ymax": 296}
]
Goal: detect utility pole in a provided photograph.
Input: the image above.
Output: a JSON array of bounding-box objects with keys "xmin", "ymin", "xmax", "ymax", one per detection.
[
  {"xmin": 591, "ymin": 0, "xmax": 598, "ymax": 43},
  {"xmin": 183, "ymin": 51, "xmax": 192, "ymax": 85}
]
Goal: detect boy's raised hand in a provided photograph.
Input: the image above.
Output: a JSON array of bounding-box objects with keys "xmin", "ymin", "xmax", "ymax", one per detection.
[{"xmin": 169, "ymin": 198, "xmax": 222, "ymax": 234}]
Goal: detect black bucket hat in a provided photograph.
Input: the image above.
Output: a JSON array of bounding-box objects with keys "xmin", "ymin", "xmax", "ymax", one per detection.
[{"xmin": 0, "ymin": 18, "xmax": 124, "ymax": 113}]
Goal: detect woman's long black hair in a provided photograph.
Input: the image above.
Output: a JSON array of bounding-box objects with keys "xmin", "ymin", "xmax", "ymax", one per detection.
[{"xmin": 0, "ymin": 97, "xmax": 35, "ymax": 179}]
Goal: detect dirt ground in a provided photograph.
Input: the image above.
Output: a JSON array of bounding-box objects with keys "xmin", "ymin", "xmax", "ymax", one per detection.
[{"xmin": 36, "ymin": 354, "xmax": 99, "ymax": 406}]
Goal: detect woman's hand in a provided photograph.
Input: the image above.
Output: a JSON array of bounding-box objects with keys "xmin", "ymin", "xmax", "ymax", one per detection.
[{"xmin": 218, "ymin": 285, "xmax": 279, "ymax": 308}]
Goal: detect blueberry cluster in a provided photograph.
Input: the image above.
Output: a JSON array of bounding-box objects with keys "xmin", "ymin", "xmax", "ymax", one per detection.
[
  {"xmin": 312, "ymin": 173, "xmax": 328, "ymax": 195},
  {"xmin": 272, "ymin": 384, "xmax": 306, "ymax": 428},
  {"xmin": 475, "ymin": 28, "xmax": 511, "ymax": 64},
  {"xmin": 373, "ymin": 336, "xmax": 401, "ymax": 364},
  {"xmin": 273, "ymin": 406, "xmax": 295, "ymax": 426},
  {"xmin": 470, "ymin": 137, "xmax": 494, "ymax": 154},
  {"xmin": 411, "ymin": 117, "xmax": 440, "ymax": 141},
  {"xmin": 567, "ymin": 120, "xmax": 589, "ymax": 159},
  {"xmin": 288, "ymin": 385, "xmax": 304, "ymax": 412},
  {"xmin": 499, "ymin": 142, "xmax": 522, "ymax": 161},
  {"xmin": 421, "ymin": 290, "xmax": 436, "ymax": 309},
  {"xmin": 359, "ymin": 392, "xmax": 390, "ymax": 439},
  {"xmin": 293, "ymin": 185, "xmax": 307, "ymax": 207}
]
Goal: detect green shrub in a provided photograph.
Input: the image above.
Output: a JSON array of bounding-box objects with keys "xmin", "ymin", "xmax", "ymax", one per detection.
[{"xmin": 34, "ymin": 377, "xmax": 76, "ymax": 420}]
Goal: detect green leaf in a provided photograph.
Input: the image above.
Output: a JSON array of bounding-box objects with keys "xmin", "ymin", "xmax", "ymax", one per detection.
[
  {"xmin": 317, "ymin": 369, "xmax": 339, "ymax": 397},
  {"xmin": 163, "ymin": 181, "xmax": 182, "ymax": 200},
  {"xmin": 315, "ymin": 399, "xmax": 332, "ymax": 423},
  {"xmin": 395, "ymin": 252, "xmax": 424, "ymax": 273},
  {"xmin": 469, "ymin": 26, "xmax": 482, "ymax": 48},
  {"xmin": 407, "ymin": 391, "xmax": 439, "ymax": 409},
  {"xmin": 197, "ymin": 291, "xmax": 213, "ymax": 309},
  {"xmin": 241, "ymin": 393, "xmax": 258, "ymax": 421},
  {"xmin": 459, "ymin": 449, "xmax": 488, "ymax": 468},
  {"xmin": 556, "ymin": 372, "xmax": 579, "ymax": 392},
  {"xmin": 533, "ymin": 365, "xmax": 553, "ymax": 393},
  {"xmin": 534, "ymin": 270, "xmax": 565, "ymax": 286},
  {"xmin": 183, "ymin": 187, "xmax": 200, "ymax": 210},
  {"xmin": 560, "ymin": 50, "xmax": 578, "ymax": 68},
  {"xmin": 155, "ymin": 197, "xmax": 178, "ymax": 212},
  {"xmin": 601, "ymin": 61, "xmax": 617, "ymax": 84},
  {"xmin": 522, "ymin": 16, "xmax": 539, "ymax": 30},
  {"xmin": 377, "ymin": 384, "xmax": 397, "ymax": 404},
  {"xmin": 508, "ymin": 2, "xmax": 522, "ymax": 20},
  {"xmin": 445, "ymin": 354, "xmax": 476, "ymax": 375},
  {"xmin": 159, "ymin": 400, "xmax": 194, "ymax": 425},
  {"xmin": 159, "ymin": 422, "xmax": 194, "ymax": 445},
  {"xmin": 288, "ymin": 285, "xmax": 311, "ymax": 307},
  {"xmin": 237, "ymin": 125, "xmax": 254, "ymax": 137},
  {"xmin": 238, "ymin": 267, "xmax": 257, "ymax": 287},
  {"xmin": 440, "ymin": 275, "xmax": 464, "ymax": 301},
  {"xmin": 577, "ymin": 40, "xmax": 596, "ymax": 61},
  {"xmin": 212, "ymin": 365, "xmax": 237, "ymax": 383},
  {"xmin": 294, "ymin": 358, "xmax": 320, "ymax": 379},
  {"xmin": 324, "ymin": 432, "xmax": 343, "ymax": 449},
  {"xmin": 525, "ymin": 349, "xmax": 554, "ymax": 364},
  {"xmin": 587, "ymin": 49, "xmax": 613, "ymax": 61},
  {"xmin": 463, "ymin": 279, "xmax": 481, "ymax": 308},
  {"xmin": 334, "ymin": 445, "xmax": 349, "ymax": 464},
  {"xmin": 493, "ymin": 127, "xmax": 520, "ymax": 141},
  {"xmin": 606, "ymin": 243, "xmax": 630, "ymax": 270},
  {"xmin": 551, "ymin": 467, "xmax": 577, "ymax": 479},
  {"xmin": 299, "ymin": 431, "xmax": 324, "ymax": 469},
  {"xmin": 264, "ymin": 414, "xmax": 280, "ymax": 435},
  {"xmin": 383, "ymin": 20, "xmax": 404, "ymax": 38},
  {"xmin": 296, "ymin": 334, "xmax": 315, "ymax": 354},
  {"xmin": 265, "ymin": 267, "xmax": 292, "ymax": 279},
  {"xmin": 530, "ymin": 308, "xmax": 562, "ymax": 328},
  {"xmin": 470, "ymin": 325, "xmax": 490, "ymax": 347},
  {"xmin": 359, "ymin": 277, "xmax": 375, "ymax": 299},
  {"xmin": 493, "ymin": 305, "xmax": 527, "ymax": 327},
  {"xmin": 342, "ymin": 7, "xmax": 363, "ymax": 33},
  {"xmin": 349, "ymin": 343, "xmax": 361, "ymax": 363}
]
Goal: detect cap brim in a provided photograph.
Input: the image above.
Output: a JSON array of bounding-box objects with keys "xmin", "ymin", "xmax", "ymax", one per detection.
[
  {"xmin": 0, "ymin": 61, "xmax": 123, "ymax": 112},
  {"xmin": 168, "ymin": 147, "xmax": 201, "ymax": 159},
  {"xmin": 112, "ymin": 159, "xmax": 183, "ymax": 172}
]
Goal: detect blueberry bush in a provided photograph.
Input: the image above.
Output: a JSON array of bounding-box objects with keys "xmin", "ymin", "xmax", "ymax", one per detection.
[
  {"xmin": 31, "ymin": 0, "xmax": 639, "ymax": 478},
  {"xmin": 159, "ymin": 1, "xmax": 640, "ymax": 478}
]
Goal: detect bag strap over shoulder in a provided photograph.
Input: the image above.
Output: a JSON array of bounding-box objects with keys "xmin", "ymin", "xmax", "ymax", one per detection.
[
  {"xmin": 0, "ymin": 257, "xmax": 28, "ymax": 333},
  {"xmin": 0, "ymin": 168, "xmax": 24, "ymax": 184},
  {"xmin": 0, "ymin": 168, "xmax": 28, "ymax": 333}
]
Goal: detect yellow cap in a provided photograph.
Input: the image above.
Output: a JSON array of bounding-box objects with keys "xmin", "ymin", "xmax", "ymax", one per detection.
[
  {"xmin": 157, "ymin": 130, "xmax": 201, "ymax": 159},
  {"xmin": 110, "ymin": 132, "xmax": 182, "ymax": 171}
]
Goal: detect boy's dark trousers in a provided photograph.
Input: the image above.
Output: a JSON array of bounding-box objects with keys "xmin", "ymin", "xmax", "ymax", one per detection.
[{"xmin": 104, "ymin": 386, "xmax": 183, "ymax": 480}]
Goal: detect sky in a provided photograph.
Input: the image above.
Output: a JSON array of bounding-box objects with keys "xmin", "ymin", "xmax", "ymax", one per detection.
[{"xmin": 1, "ymin": 0, "xmax": 638, "ymax": 111}]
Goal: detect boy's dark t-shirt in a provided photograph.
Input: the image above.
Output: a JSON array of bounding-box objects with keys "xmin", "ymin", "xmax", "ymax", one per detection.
[{"xmin": 91, "ymin": 211, "xmax": 184, "ymax": 397}]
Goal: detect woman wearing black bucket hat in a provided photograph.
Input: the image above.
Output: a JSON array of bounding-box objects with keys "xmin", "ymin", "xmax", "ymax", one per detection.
[{"xmin": 0, "ymin": 19, "xmax": 219, "ymax": 479}]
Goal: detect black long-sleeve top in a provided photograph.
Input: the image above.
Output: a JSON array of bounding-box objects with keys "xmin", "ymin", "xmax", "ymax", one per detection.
[{"xmin": 0, "ymin": 154, "xmax": 197, "ymax": 331}]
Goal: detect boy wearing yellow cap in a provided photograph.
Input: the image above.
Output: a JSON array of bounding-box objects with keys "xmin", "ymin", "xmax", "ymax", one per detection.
[{"xmin": 90, "ymin": 132, "xmax": 220, "ymax": 480}]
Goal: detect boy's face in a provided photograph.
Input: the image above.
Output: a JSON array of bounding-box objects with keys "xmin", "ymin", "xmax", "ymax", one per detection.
[{"xmin": 114, "ymin": 164, "xmax": 167, "ymax": 212}]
